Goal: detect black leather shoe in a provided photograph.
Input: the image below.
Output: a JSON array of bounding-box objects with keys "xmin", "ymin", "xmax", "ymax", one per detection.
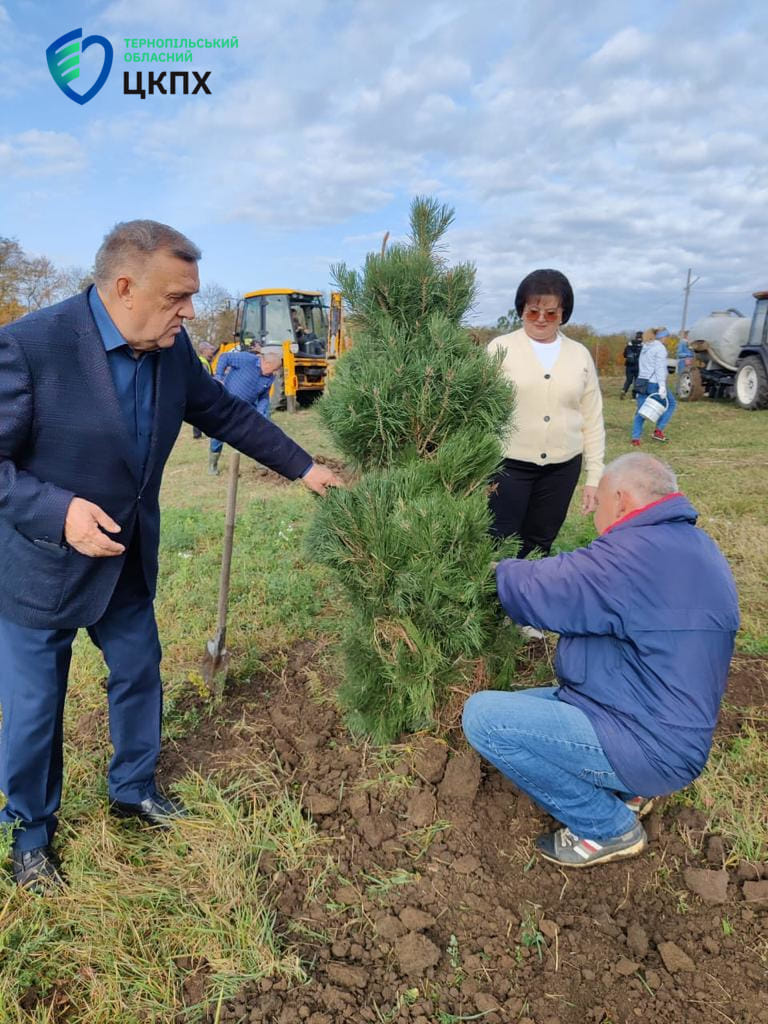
[
  {"xmin": 12, "ymin": 846, "xmax": 65, "ymax": 891},
  {"xmin": 109, "ymin": 793, "xmax": 189, "ymax": 828}
]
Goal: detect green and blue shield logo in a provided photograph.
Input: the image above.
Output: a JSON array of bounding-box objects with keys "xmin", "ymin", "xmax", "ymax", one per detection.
[{"xmin": 46, "ymin": 28, "xmax": 113, "ymax": 105}]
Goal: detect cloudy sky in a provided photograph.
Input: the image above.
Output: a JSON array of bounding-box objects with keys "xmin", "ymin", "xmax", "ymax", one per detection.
[{"xmin": 1, "ymin": 0, "xmax": 764, "ymax": 331}]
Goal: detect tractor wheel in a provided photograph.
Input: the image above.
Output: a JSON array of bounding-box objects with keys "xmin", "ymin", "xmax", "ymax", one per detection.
[
  {"xmin": 734, "ymin": 356, "xmax": 768, "ymax": 410},
  {"xmin": 677, "ymin": 367, "xmax": 705, "ymax": 401}
]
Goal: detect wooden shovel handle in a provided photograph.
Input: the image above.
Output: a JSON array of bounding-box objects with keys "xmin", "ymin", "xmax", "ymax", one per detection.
[{"xmin": 216, "ymin": 451, "xmax": 240, "ymax": 634}]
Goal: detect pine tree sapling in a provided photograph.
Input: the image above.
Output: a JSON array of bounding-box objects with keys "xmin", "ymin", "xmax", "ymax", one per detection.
[{"xmin": 308, "ymin": 197, "xmax": 518, "ymax": 742}]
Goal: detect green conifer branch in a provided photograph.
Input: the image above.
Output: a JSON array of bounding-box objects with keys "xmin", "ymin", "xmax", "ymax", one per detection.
[{"xmin": 310, "ymin": 197, "xmax": 519, "ymax": 741}]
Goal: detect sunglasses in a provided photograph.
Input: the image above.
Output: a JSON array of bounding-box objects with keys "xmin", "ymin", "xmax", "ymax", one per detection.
[{"xmin": 524, "ymin": 307, "xmax": 561, "ymax": 323}]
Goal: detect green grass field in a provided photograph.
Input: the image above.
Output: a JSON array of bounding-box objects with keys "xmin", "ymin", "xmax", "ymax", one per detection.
[{"xmin": 0, "ymin": 380, "xmax": 766, "ymax": 1021}]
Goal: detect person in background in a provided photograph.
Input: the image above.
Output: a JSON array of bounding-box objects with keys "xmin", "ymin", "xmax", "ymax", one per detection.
[
  {"xmin": 463, "ymin": 453, "xmax": 738, "ymax": 868},
  {"xmin": 290, "ymin": 307, "xmax": 307, "ymax": 344},
  {"xmin": 198, "ymin": 341, "xmax": 216, "ymax": 369},
  {"xmin": 676, "ymin": 329, "xmax": 693, "ymax": 378},
  {"xmin": 487, "ymin": 269, "xmax": 605, "ymax": 560},
  {"xmin": 191, "ymin": 342, "xmax": 216, "ymax": 438},
  {"xmin": 631, "ymin": 328, "xmax": 676, "ymax": 445},
  {"xmin": 620, "ymin": 331, "xmax": 643, "ymax": 399},
  {"xmin": 209, "ymin": 337, "xmax": 240, "ymax": 375},
  {"xmin": 208, "ymin": 348, "xmax": 283, "ymax": 475}
]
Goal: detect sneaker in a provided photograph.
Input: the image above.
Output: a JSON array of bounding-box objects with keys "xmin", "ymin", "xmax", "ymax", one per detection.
[
  {"xmin": 624, "ymin": 796, "xmax": 655, "ymax": 819},
  {"xmin": 630, "ymin": 439, "xmax": 641, "ymax": 447},
  {"xmin": 535, "ymin": 822, "xmax": 647, "ymax": 868},
  {"xmin": 518, "ymin": 624, "xmax": 545, "ymax": 641},
  {"xmin": 652, "ymin": 429, "xmax": 666, "ymax": 442}
]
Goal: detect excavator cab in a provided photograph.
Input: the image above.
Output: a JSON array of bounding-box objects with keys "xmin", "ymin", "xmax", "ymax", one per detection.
[{"xmin": 235, "ymin": 289, "xmax": 329, "ymax": 406}]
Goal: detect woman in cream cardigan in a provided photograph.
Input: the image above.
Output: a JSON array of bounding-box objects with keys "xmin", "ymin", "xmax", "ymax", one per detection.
[{"xmin": 488, "ymin": 269, "xmax": 605, "ymax": 557}]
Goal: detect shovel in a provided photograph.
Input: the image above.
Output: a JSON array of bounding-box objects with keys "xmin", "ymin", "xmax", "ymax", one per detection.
[{"xmin": 202, "ymin": 450, "xmax": 240, "ymax": 699}]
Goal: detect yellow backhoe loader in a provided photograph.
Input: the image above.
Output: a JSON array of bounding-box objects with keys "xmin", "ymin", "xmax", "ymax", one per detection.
[{"xmin": 233, "ymin": 288, "xmax": 350, "ymax": 411}]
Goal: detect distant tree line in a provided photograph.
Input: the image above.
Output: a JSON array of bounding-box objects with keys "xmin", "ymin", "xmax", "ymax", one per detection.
[
  {"xmin": 0, "ymin": 237, "xmax": 92, "ymax": 325},
  {"xmin": 1, "ymin": 237, "xmax": 663, "ymax": 369},
  {"xmin": 470, "ymin": 309, "xmax": 648, "ymax": 375},
  {"xmin": 192, "ymin": 283, "xmax": 237, "ymax": 348},
  {"xmin": 0, "ymin": 237, "xmax": 236, "ymax": 349}
]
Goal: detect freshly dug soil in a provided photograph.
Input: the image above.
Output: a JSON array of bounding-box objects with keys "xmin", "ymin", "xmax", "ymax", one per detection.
[
  {"xmin": 246, "ymin": 455, "xmax": 354, "ymax": 488},
  {"xmin": 160, "ymin": 652, "xmax": 768, "ymax": 1024}
]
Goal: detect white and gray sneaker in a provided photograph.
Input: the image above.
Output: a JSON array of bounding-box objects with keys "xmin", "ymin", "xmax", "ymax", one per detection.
[
  {"xmin": 535, "ymin": 822, "xmax": 647, "ymax": 867},
  {"xmin": 624, "ymin": 796, "xmax": 655, "ymax": 819}
]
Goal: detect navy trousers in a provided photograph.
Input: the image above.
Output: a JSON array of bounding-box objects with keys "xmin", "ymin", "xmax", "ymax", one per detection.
[{"xmin": 0, "ymin": 547, "xmax": 162, "ymax": 851}]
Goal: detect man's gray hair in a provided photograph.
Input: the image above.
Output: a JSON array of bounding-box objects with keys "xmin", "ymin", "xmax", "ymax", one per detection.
[
  {"xmin": 93, "ymin": 219, "xmax": 201, "ymax": 285},
  {"xmin": 602, "ymin": 453, "xmax": 678, "ymax": 502}
]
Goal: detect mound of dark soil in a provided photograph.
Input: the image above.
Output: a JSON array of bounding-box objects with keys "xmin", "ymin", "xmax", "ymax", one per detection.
[{"xmin": 160, "ymin": 651, "xmax": 768, "ymax": 1024}]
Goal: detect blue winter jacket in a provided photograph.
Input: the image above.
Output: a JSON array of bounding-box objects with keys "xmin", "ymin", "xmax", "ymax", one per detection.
[{"xmin": 495, "ymin": 494, "xmax": 739, "ymax": 796}]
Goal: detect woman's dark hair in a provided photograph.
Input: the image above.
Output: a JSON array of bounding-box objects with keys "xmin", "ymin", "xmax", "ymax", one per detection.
[{"xmin": 515, "ymin": 269, "xmax": 574, "ymax": 324}]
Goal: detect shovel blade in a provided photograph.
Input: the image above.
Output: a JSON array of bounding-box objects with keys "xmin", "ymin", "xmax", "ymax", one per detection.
[{"xmin": 201, "ymin": 632, "xmax": 230, "ymax": 700}]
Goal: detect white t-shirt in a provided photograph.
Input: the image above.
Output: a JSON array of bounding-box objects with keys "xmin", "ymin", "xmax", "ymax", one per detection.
[{"xmin": 528, "ymin": 336, "xmax": 562, "ymax": 371}]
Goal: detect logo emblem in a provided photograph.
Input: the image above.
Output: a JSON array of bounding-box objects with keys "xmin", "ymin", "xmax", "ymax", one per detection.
[{"xmin": 46, "ymin": 28, "xmax": 113, "ymax": 105}]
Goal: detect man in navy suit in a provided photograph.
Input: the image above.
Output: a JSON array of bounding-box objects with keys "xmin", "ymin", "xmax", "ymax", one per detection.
[{"xmin": 0, "ymin": 220, "xmax": 341, "ymax": 889}]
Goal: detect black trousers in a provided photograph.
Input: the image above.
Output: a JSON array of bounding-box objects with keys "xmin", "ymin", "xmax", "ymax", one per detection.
[
  {"xmin": 622, "ymin": 367, "xmax": 638, "ymax": 394},
  {"xmin": 489, "ymin": 454, "xmax": 583, "ymax": 558}
]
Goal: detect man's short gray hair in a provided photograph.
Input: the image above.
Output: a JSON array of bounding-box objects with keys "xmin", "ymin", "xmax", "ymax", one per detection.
[
  {"xmin": 602, "ymin": 453, "xmax": 678, "ymax": 502},
  {"xmin": 93, "ymin": 220, "xmax": 201, "ymax": 286}
]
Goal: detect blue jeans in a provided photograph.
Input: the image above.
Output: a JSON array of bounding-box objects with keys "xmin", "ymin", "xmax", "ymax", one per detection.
[
  {"xmin": 462, "ymin": 687, "xmax": 637, "ymax": 840},
  {"xmin": 632, "ymin": 389, "xmax": 676, "ymax": 440}
]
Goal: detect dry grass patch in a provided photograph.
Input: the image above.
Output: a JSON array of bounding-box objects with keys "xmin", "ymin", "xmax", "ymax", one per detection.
[
  {"xmin": 0, "ymin": 769, "xmax": 316, "ymax": 1023},
  {"xmin": 688, "ymin": 721, "xmax": 768, "ymax": 863}
]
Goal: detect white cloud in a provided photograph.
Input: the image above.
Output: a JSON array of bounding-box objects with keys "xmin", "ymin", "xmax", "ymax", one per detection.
[
  {"xmin": 566, "ymin": 80, "xmax": 698, "ymax": 133},
  {"xmin": 123, "ymin": 0, "xmax": 764, "ymax": 326},
  {"xmin": 4, "ymin": 0, "xmax": 766, "ymax": 330},
  {"xmin": 588, "ymin": 26, "xmax": 651, "ymax": 66},
  {"xmin": 0, "ymin": 130, "xmax": 86, "ymax": 176}
]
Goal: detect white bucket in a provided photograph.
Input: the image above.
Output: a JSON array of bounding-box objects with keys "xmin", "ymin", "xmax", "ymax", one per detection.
[{"xmin": 639, "ymin": 394, "xmax": 668, "ymax": 423}]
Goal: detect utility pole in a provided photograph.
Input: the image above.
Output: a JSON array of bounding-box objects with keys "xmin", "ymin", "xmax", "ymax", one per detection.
[{"xmin": 680, "ymin": 268, "xmax": 700, "ymax": 333}]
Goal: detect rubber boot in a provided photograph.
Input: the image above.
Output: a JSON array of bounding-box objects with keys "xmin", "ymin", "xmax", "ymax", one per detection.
[{"xmin": 208, "ymin": 452, "xmax": 220, "ymax": 476}]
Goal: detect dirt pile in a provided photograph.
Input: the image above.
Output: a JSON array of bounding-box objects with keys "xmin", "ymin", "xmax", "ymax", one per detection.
[
  {"xmin": 247, "ymin": 455, "xmax": 353, "ymax": 489},
  {"xmin": 160, "ymin": 652, "xmax": 768, "ymax": 1024}
]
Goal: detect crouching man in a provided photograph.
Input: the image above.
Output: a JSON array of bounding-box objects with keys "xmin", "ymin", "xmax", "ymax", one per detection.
[{"xmin": 463, "ymin": 453, "xmax": 739, "ymax": 868}]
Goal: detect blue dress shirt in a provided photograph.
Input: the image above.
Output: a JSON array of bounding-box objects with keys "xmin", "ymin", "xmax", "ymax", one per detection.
[{"xmin": 89, "ymin": 288, "xmax": 156, "ymax": 478}]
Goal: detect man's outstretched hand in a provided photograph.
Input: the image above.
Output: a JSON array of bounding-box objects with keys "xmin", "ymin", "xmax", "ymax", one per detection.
[
  {"xmin": 581, "ymin": 485, "xmax": 598, "ymax": 514},
  {"xmin": 301, "ymin": 463, "xmax": 344, "ymax": 496},
  {"xmin": 64, "ymin": 497, "xmax": 126, "ymax": 557}
]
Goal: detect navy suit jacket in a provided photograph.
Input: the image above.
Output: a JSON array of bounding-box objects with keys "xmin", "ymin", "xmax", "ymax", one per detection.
[{"xmin": 0, "ymin": 289, "xmax": 313, "ymax": 629}]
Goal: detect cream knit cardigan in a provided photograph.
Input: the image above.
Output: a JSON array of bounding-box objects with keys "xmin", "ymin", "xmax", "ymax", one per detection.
[{"xmin": 487, "ymin": 328, "xmax": 605, "ymax": 487}]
